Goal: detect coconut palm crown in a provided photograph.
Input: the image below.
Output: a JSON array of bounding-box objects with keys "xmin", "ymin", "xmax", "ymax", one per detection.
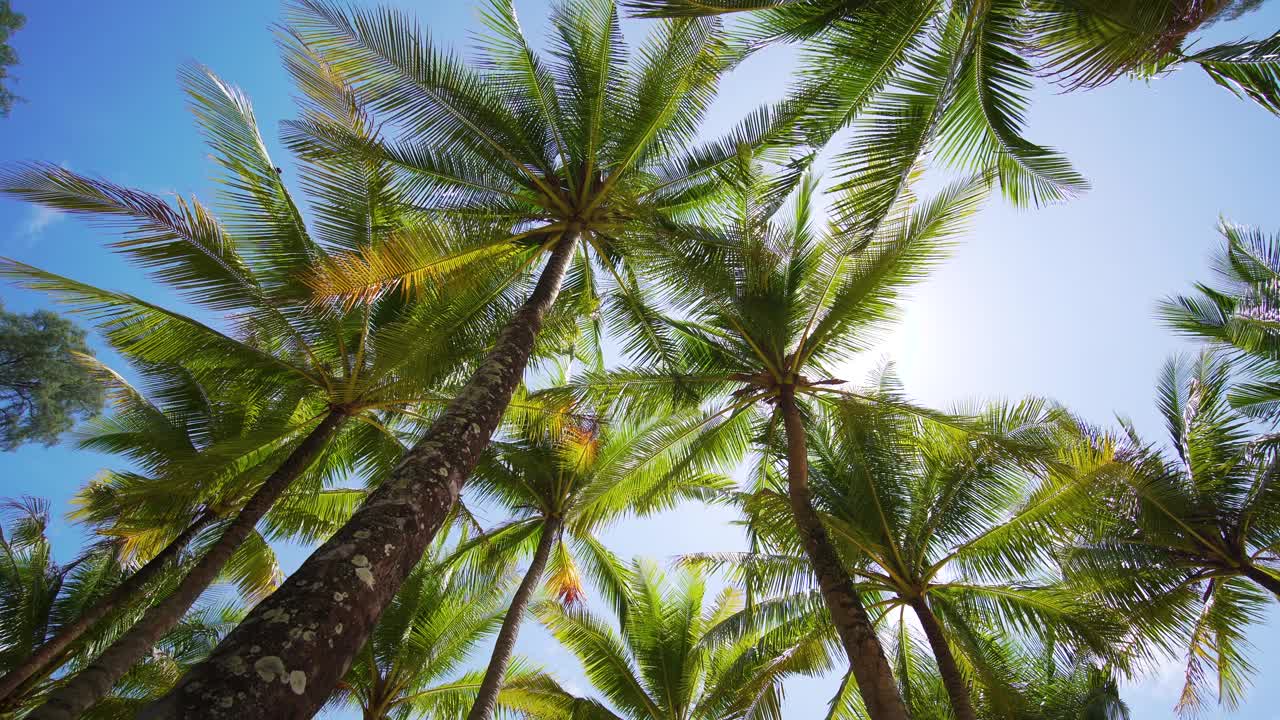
[
  {"xmin": 691, "ymin": 373, "xmax": 1126, "ymax": 720},
  {"xmin": 292, "ymin": 0, "xmax": 798, "ymax": 311},
  {"xmin": 1064, "ymin": 352, "xmax": 1280, "ymax": 715},
  {"xmin": 1161, "ymin": 220, "xmax": 1280, "ymax": 419},
  {"xmin": 508, "ymin": 559, "xmax": 836, "ymax": 720},
  {"xmin": 455, "ymin": 364, "xmax": 740, "ymax": 720},
  {"xmin": 0, "ymin": 498, "xmax": 136, "ymax": 716},
  {"xmin": 551, "ymin": 160, "xmax": 988, "ymax": 720},
  {"xmin": 626, "ymin": 0, "xmax": 1280, "ymax": 216},
  {"xmin": 0, "ymin": 56, "xmax": 521, "ymax": 720},
  {"xmin": 154, "ymin": 1, "xmax": 806, "ymax": 715}
]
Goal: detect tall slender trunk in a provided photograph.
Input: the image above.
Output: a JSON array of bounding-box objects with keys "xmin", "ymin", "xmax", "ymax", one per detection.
[
  {"xmin": 140, "ymin": 234, "xmax": 578, "ymax": 720},
  {"xmin": 0, "ymin": 512, "xmax": 215, "ymax": 703},
  {"xmin": 1243, "ymin": 563, "xmax": 1280, "ymax": 598},
  {"xmin": 907, "ymin": 595, "xmax": 976, "ymax": 720},
  {"xmin": 29, "ymin": 411, "xmax": 348, "ymax": 720},
  {"xmin": 467, "ymin": 515, "xmax": 562, "ymax": 720},
  {"xmin": 777, "ymin": 387, "xmax": 909, "ymax": 720}
]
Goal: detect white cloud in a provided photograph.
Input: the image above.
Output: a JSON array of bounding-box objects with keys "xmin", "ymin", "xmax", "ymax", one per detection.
[
  {"xmin": 19, "ymin": 205, "xmax": 64, "ymax": 239},
  {"xmin": 15, "ymin": 161, "xmax": 72, "ymax": 242},
  {"xmin": 1123, "ymin": 654, "xmax": 1185, "ymax": 709}
]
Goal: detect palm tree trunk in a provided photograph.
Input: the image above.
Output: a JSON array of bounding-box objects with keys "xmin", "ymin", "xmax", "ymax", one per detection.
[
  {"xmin": 28, "ymin": 410, "xmax": 348, "ymax": 720},
  {"xmin": 1243, "ymin": 563, "xmax": 1280, "ymax": 598},
  {"xmin": 907, "ymin": 595, "xmax": 977, "ymax": 720},
  {"xmin": 139, "ymin": 233, "xmax": 578, "ymax": 720},
  {"xmin": 0, "ymin": 511, "xmax": 215, "ymax": 704},
  {"xmin": 777, "ymin": 387, "xmax": 909, "ymax": 720},
  {"xmin": 467, "ymin": 515, "xmax": 562, "ymax": 720},
  {"xmin": 362, "ymin": 687, "xmax": 391, "ymax": 720}
]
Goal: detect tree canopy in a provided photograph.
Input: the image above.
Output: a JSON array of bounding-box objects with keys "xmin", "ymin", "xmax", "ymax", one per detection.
[
  {"xmin": 0, "ymin": 1, "xmax": 24, "ymax": 117},
  {"xmin": 0, "ymin": 305, "xmax": 104, "ymax": 450},
  {"xmin": 1, "ymin": 1, "xmax": 1279, "ymax": 719}
]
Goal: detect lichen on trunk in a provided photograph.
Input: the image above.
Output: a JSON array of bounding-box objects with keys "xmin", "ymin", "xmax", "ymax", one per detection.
[
  {"xmin": 28, "ymin": 410, "xmax": 349, "ymax": 720},
  {"xmin": 139, "ymin": 234, "xmax": 578, "ymax": 720}
]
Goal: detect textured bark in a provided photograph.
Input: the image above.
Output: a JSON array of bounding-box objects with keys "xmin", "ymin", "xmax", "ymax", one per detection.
[
  {"xmin": 29, "ymin": 411, "xmax": 347, "ymax": 720},
  {"xmin": 1244, "ymin": 563, "xmax": 1280, "ymax": 598},
  {"xmin": 908, "ymin": 596, "xmax": 976, "ymax": 720},
  {"xmin": 0, "ymin": 512, "xmax": 214, "ymax": 703},
  {"xmin": 140, "ymin": 234, "xmax": 578, "ymax": 720},
  {"xmin": 467, "ymin": 515, "xmax": 561, "ymax": 720},
  {"xmin": 778, "ymin": 388, "xmax": 909, "ymax": 720}
]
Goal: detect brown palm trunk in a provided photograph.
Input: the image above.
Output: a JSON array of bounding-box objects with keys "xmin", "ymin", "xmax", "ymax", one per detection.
[
  {"xmin": 0, "ymin": 511, "xmax": 215, "ymax": 704},
  {"xmin": 362, "ymin": 688, "xmax": 391, "ymax": 720},
  {"xmin": 1243, "ymin": 563, "xmax": 1280, "ymax": 598},
  {"xmin": 28, "ymin": 410, "xmax": 348, "ymax": 720},
  {"xmin": 467, "ymin": 515, "xmax": 561, "ymax": 720},
  {"xmin": 778, "ymin": 387, "xmax": 909, "ymax": 720},
  {"xmin": 907, "ymin": 595, "xmax": 976, "ymax": 720},
  {"xmin": 139, "ymin": 234, "xmax": 578, "ymax": 720}
]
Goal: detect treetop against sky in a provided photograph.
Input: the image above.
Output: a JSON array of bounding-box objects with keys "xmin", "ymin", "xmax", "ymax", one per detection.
[{"xmin": 0, "ymin": 1, "xmax": 1278, "ymax": 719}]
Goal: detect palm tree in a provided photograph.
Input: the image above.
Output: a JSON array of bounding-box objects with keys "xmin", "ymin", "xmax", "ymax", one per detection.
[
  {"xmin": 561, "ymin": 163, "xmax": 987, "ymax": 719},
  {"xmin": 1021, "ymin": 660, "xmax": 1129, "ymax": 720},
  {"xmin": 627, "ymin": 0, "xmax": 1279, "ymax": 216},
  {"xmin": 1063, "ymin": 352, "xmax": 1280, "ymax": 715},
  {"xmin": 0, "ymin": 359, "xmax": 294, "ymax": 707},
  {"xmin": 827, "ymin": 628, "xmax": 1130, "ymax": 720},
  {"xmin": 22, "ymin": 354, "xmax": 386, "ymax": 695},
  {"xmin": 163, "ymin": 1, "xmax": 796, "ymax": 715},
  {"xmin": 507, "ymin": 559, "xmax": 834, "ymax": 720},
  {"xmin": 0, "ymin": 496, "xmax": 249, "ymax": 720},
  {"xmin": 328, "ymin": 542, "xmax": 537, "ymax": 720},
  {"xmin": 0, "ymin": 60, "xmax": 512, "ymax": 720},
  {"xmin": 458, "ymin": 377, "xmax": 735, "ymax": 720},
  {"xmin": 695, "ymin": 376, "xmax": 1123, "ymax": 720},
  {"xmin": 1160, "ymin": 220, "xmax": 1280, "ymax": 419},
  {"xmin": 82, "ymin": 603, "xmax": 247, "ymax": 720},
  {"xmin": 0, "ymin": 497, "xmax": 140, "ymax": 716}
]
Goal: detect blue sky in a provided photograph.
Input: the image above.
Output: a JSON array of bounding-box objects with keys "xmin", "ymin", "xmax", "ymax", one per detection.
[{"xmin": 2, "ymin": 1, "xmax": 1280, "ymax": 718}]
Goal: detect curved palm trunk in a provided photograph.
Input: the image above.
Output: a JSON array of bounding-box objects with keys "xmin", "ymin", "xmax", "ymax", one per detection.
[
  {"xmin": 907, "ymin": 596, "xmax": 977, "ymax": 720},
  {"xmin": 467, "ymin": 515, "xmax": 562, "ymax": 720},
  {"xmin": 1243, "ymin": 564, "xmax": 1280, "ymax": 598},
  {"xmin": 778, "ymin": 388, "xmax": 909, "ymax": 720},
  {"xmin": 0, "ymin": 511, "xmax": 215, "ymax": 704},
  {"xmin": 0, "ymin": 659, "xmax": 58, "ymax": 715},
  {"xmin": 29, "ymin": 411, "xmax": 348, "ymax": 720},
  {"xmin": 140, "ymin": 234, "xmax": 578, "ymax": 720}
]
